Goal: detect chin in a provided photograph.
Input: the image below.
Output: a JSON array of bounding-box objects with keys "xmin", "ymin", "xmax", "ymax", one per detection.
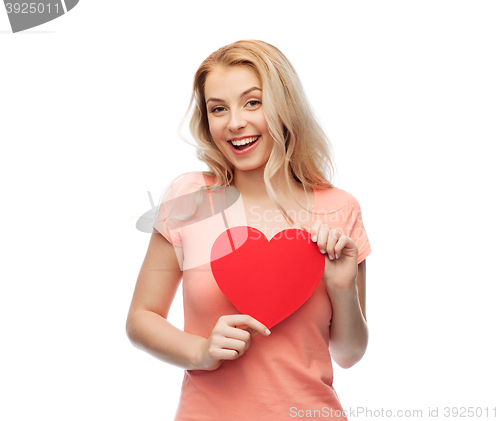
[{"xmin": 233, "ymin": 159, "xmax": 269, "ymax": 173}]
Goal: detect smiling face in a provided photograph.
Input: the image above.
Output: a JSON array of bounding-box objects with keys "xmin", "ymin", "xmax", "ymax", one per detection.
[{"xmin": 204, "ymin": 66, "xmax": 274, "ymax": 174}]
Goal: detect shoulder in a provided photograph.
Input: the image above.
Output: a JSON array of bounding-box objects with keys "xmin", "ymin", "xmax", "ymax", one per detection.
[
  {"xmin": 313, "ymin": 187, "xmax": 366, "ymax": 229},
  {"xmin": 169, "ymin": 171, "xmax": 217, "ymax": 191},
  {"xmin": 161, "ymin": 171, "xmax": 217, "ymax": 202},
  {"xmin": 314, "ymin": 186, "xmax": 360, "ymax": 212}
]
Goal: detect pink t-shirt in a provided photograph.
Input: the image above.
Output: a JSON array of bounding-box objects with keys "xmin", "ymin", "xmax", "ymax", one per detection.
[{"xmin": 153, "ymin": 172, "xmax": 372, "ymax": 421}]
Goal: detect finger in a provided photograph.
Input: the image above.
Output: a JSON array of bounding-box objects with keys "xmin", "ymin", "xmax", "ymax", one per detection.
[
  {"xmin": 211, "ymin": 347, "xmax": 240, "ymax": 361},
  {"xmin": 326, "ymin": 229, "xmax": 342, "ymax": 260},
  {"xmin": 240, "ymin": 326, "xmax": 265, "ymax": 338},
  {"xmin": 309, "ymin": 219, "xmax": 323, "ymax": 243},
  {"xmin": 334, "ymin": 235, "xmax": 358, "ymax": 259},
  {"xmin": 230, "ymin": 326, "xmax": 252, "ymax": 343},
  {"xmin": 300, "ymin": 224, "xmax": 310, "ymax": 234},
  {"xmin": 223, "ymin": 314, "xmax": 271, "ymax": 336},
  {"xmin": 317, "ymin": 223, "xmax": 331, "ymax": 254},
  {"xmin": 220, "ymin": 337, "xmax": 248, "ymax": 356}
]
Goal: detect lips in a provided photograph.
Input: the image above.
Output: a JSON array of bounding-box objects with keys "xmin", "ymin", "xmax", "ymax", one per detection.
[{"xmin": 228, "ymin": 135, "xmax": 261, "ymax": 153}]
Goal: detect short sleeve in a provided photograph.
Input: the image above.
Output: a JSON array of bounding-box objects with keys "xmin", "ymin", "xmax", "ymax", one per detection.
[
  {"xmin": 152, "ymin": 172, "xmax": 218, "ymax": 248},
  {"xmin": 152, "ymin": 173, "xmax": 201, "ymax": 248},
  {"xmin": 152, "ymin": 199, "xmax": 183, "ymax": 247},
  {"xmin": 345, "ymin": 192, "xmax": 372, "ymax": 264}
]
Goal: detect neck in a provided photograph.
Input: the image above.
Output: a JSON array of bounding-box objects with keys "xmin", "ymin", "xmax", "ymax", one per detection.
[{"xmin": 231, "ymin": 165, "xmax": 302, "ymax": 202}]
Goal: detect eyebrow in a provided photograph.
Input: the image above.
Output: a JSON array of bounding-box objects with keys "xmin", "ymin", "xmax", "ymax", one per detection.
[{"xmin": 206, "ymin": 86, "xmax": 262, "ymax": 104}]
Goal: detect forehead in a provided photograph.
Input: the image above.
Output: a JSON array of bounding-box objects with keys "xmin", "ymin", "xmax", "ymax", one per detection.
[{"xmin": 204, "ymin": 66, "xmax": 261, "ymax": 97}]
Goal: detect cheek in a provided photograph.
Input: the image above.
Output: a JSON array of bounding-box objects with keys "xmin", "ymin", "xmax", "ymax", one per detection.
[
  {"xmin": 208, "ymin": 116, "xmax": 225, "ymax": 136},
  {"xmin": 256, "ymin": 112, "xmax": 270, "ymax": 134}
]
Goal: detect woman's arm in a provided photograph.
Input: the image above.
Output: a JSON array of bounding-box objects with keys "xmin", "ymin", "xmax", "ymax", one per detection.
[
  {"xmin": 126, "ymin": 232, "xmax": 206, "ymax": 370},
  {"xmin": 126, "ymin": 232, "xmax": 270, "ymax": 371},
  {"xmin": 326, "ymin": 259, "xmax": 368, "ymax": 369},
  {"xmin": 302, "ymin": 222, "xmax": 369, "ymax": 369}
]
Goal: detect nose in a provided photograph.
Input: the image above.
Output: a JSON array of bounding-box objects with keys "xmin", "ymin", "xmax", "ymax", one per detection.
[{"xmin": 227, "ymin": 109, "xmax": 247, "ymax": 132}]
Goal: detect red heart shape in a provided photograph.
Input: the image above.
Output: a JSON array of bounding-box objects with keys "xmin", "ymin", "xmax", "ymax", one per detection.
[{"xmin": 210, "ymin": 227, "xmax": 325, "ymax": 328}]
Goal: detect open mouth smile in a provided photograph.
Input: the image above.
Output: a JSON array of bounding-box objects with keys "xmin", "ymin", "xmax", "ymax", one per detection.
[{"xmin": 227, "ymin": 135, "xmax": 261, "ymax": 153}]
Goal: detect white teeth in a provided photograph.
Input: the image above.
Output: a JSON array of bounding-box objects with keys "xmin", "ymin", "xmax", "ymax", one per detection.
[{"xmin": 230, "ymin": 136, "xmax": 259, "ymax": 146}]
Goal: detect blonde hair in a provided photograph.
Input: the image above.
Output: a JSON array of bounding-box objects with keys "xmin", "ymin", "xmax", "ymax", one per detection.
[{"xmin": 160, "ymin": 40, "xmax": 337, "ymax": 227}]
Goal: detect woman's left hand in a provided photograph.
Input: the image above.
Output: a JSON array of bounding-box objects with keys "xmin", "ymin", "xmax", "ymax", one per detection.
[{"xmin": 301, "ymin": 221, "xmax": 359, "ymax": 292}]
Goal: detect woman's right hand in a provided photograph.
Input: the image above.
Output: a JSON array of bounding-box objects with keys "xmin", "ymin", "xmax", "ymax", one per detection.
[{"xmin": 195, "ymin": 314, "xmax": 271, "ymax": 371}]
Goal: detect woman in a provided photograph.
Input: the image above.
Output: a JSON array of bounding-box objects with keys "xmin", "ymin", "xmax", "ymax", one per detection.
[{"xmin": 126, "ymin": 40, "xmax": 371, "ymax": 420}]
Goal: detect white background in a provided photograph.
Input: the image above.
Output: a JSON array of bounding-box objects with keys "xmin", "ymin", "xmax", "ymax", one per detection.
[{"xmin": 1, "ymin": 1, "xmax": 499, "ymax": 420}]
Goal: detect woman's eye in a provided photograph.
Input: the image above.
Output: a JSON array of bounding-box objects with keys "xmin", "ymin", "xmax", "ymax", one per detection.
[
  {"xmin": 211, "ymin": 106, "xmax": 226, "ymax": 114},
  {"xmin": 246, "ymin": 100, "xmax": 261, "ymax": 108}
]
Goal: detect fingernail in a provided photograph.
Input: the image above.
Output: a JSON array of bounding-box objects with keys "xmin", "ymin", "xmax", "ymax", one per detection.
[
  {"xmin": 320, "ymin": 249, "xmax": 326, "ymax": 254},
  {"xmin": 312, "ymin": 235, "xmax": 317, "ymax": 242},
  {"xmin": 265, "ymin": 329, "xmax": 271, "ymax": 335},
  {"xmin": 335, "ymin": 253, "xmax": 339, "ymax": 259},
  {"xmin": 328, "ymin": 254, "xmax": 334, "ymax": 261}
]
